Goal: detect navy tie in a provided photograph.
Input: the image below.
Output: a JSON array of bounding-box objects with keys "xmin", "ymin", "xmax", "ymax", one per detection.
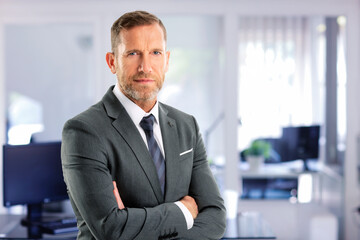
[{"xmin": 140, "ymin": 115, "xmax": 166, "ymax": 195}]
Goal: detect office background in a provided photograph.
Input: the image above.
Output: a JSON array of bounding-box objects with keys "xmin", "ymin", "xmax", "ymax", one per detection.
[{"xmin": 0, "ymin": 0, "xmax": 359, "ymax": 239}]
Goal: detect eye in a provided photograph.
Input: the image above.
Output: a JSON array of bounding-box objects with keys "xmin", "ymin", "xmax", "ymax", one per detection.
[
  {"xmin": 153, "ymin": 51, "xmax": 161, "ymax": 55},
  {"xmin": 128, "ymin": 52, "xmax": 137, "ymax": 56}
]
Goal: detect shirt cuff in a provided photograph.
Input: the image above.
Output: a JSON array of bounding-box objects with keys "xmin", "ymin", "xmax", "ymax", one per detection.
[{"xmin": 174, "ymin": 201, "xmax": 194, "ymax": 230}]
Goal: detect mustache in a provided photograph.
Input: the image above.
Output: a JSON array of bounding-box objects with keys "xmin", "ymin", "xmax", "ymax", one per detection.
[{"xmin": 132, "ymin": 72, "xmax": 154, "ymax": 80}]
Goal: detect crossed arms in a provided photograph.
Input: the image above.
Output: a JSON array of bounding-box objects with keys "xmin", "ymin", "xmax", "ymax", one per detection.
[
  {"xmin": 62, "ymin": 112, "xmax": 226, "ymax": 239},
  {"xmin": 113, "ymin": 181, "xmax": 198, "ymax": 221}
]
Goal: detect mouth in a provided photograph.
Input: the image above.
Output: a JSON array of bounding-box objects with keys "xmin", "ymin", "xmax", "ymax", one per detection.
[{"xmin": 134, "ymin": 78, "xmax": 155, "ymax": 84}]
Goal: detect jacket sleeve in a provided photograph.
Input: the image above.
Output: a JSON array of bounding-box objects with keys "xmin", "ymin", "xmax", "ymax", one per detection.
[
  {"xmin": 181, "ymin": 117, "xmax": 227, "ymax": 240},
  {"xmin": 61, "ymin": 118, "xmax": 188, "ymax": 240}
]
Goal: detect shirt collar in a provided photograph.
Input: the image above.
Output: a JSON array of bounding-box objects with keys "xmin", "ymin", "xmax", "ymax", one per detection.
[{"xmin": 112, "ymin": 83, "xmax": 160, "ymax": 125}]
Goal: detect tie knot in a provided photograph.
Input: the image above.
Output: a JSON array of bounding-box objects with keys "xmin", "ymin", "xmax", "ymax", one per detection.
[{"xmin": 140, "ymin": 114, "xmax": 155, "ymax": 131}]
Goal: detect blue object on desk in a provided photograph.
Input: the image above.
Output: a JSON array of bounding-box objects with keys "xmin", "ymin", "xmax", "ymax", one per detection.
[{"xmin": 3, "ymin": 141, "xmax": 69, "ymax": 229}]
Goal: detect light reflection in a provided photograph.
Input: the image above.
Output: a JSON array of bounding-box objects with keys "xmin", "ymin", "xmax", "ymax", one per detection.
[
  {"xmin": 8, "ymin": 124, "xmax": 44, "ymax": 145},
  {"xmin": 298, "ymin": 173, "xmax": 313, "ymax": 203},
  {"xmin": 7, "ymin": 92, "xmax": 44, "ymax": 145}
]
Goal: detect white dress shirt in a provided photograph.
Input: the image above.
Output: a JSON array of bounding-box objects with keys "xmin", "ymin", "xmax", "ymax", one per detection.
[{"xmin": 112, "ymin": 83, "xmax": 194, "ymax": 229}]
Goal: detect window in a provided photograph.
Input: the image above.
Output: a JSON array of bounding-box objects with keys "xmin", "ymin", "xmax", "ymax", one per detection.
[
  {"xmin": 238, "ymin": 17, "xmax": 326, "ymax": 151},
  {"xmin": 237, "ymin": 16, "xmax": 347, "ymax": 202},
  {"xmin": 5, "ymin": 23, "xmax": 96, "ymax": 144},
  {"xmin": 159, "ymin": 15, "xmax": 225, "ymax": 166}
]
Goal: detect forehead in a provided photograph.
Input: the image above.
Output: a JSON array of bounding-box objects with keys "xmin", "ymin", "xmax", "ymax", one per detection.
[{"xmin": 119, "ymin": 24, "xmax": 166, "ymax": 49}]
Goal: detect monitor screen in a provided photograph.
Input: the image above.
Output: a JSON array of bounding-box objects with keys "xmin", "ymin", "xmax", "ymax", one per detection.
[
  {"xmin": 281, "ymin": 125, "xmax": 320, "ymax": 161},
  {"xmin": 3, "ymin": 141, "xmax": 68, "ymax": 207}
]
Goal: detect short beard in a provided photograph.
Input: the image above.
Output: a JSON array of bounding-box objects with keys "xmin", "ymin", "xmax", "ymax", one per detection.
[
  {"xmin": 118, "ymin": 72, "xmax": 163, "ymax": 102},
  {"xmin": 122, "ymin": 83, "xmax": 160, "ymax": 102}
]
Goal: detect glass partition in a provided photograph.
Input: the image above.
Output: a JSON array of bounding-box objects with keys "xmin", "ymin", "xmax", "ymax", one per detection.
[
  {"xmin": 237, "ymin": 16, "xmax": 347, "ymax": 201},
  {"xmin": 159, "ymin": 15, "xmax": 225, "ymax": 172},
  {"xmin": 5, "ymin": 23, "xmax": 96, "ymax": 144}
]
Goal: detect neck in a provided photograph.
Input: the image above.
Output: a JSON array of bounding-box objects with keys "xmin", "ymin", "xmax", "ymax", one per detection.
[
  {"xmin": 119, "ymin": 89, "xmax": 157, "ymax": 112},
  {"xmin": 133, "ymin": 99, "xmax": 157, "ymax": 113}
]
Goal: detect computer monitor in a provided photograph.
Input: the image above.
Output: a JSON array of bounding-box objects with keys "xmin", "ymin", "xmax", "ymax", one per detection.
[
  {"xmin": 257, "ymin": 138, "xmax": 284, "ymax": 163},
  {"xmin": 3, "ymin": 141, "xmax": 68, "ymax": 223},
  {"xmin": 281, "ymin": 125, "xmax": 320, "ymax": 171}
]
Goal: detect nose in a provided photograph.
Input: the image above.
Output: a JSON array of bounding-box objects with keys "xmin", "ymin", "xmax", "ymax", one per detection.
[{"xmin": 138, "ymin": 55, "xmax": 152, "ymax": 73}]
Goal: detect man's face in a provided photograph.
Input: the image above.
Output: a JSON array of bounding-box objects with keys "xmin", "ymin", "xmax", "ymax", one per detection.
[{"xmin": 109, "ymin": 23, "xmax": 170, "ymax": 105}]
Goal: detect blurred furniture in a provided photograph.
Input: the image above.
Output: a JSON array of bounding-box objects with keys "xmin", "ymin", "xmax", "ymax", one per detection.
[
  {"xmin": 222, "ymin": 212, "xmax": 276, "ymax": 239},
  {"xmin": 0, "ymin": 212, "xmax": 276, "ymax": 239},
  {"xmin": 0, "ymin": 214, "xmax": 77, "ymax": 239},
  {"xmin": 240, "ymin": 160, "xmax": 320, "ymax": 201}
]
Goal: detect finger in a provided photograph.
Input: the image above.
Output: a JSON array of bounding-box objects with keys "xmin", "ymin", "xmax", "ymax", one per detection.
[{"xmin": 113, "ymin": 181, "xmax": 125, "ymax": 209}]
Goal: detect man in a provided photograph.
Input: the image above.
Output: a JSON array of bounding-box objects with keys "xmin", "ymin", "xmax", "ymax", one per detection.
[{"xmin": 62, "ymin": 10, "xmax": 226, "ymax": 240}]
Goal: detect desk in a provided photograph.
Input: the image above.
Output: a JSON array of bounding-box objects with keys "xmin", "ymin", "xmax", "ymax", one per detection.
[
  {"xmin": 240, "ymin": 161, "xmax": 320, "ymax": 201},
  {"xmin": 222, "ymin": 212, "xmax": 276, "ymax": 239},
  {"xmin": 0, "ymin": 214, "xmax": 77, "ymax": 239},
  {"xmin": 0, "ymin": 212, "xmax": 275, "ymax": 240}
]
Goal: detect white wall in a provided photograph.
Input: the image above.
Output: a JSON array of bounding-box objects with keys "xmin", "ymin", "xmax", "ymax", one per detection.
[
  {"xmin": 343, "ymin": 4, "xmax": 360, "ymax": 239},
  {"xmin": 0, "ymin": 11, "xmax": 6, "ymax": 215},
  {"xmin": 5, "ymin": 23, "xmax": 97, "ymax": 142}
]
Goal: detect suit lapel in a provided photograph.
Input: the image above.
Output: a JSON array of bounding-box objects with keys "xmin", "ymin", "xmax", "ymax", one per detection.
[
  {"xmin": 158, "ymin": 104, "xmax": 181, "ymax": 202},
  {"xmin": 102, "ymin": 87, "xmax": 163, "ymax": 203}
]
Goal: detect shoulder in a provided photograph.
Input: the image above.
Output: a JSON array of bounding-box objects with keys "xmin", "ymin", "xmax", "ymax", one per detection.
[
  {"xmin": 159, "ymin": 102, "xmax": 195, "ymax": 123},
  {"xmin": 159, "ymin": 102, "xmax": 193, "ymax": 119},
  {"xmin": 159, "ymin": 102, "xmax": 201, "ymax": 134},
  {"xmin": 65, "ymin": 85, "xmax": 120, "ymax": 128},
  {"xmin": 63, "ymin": 100, "xmax": 110, "ymax": 136},
  {"xmin": 69, "ymin": 101, "xmax": 105, "ymax": 124}
]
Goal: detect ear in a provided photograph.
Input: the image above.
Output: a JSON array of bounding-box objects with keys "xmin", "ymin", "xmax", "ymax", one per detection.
[
  {"xmin": 164, "ymin": 51, "xmax": 170, "ymax": 73},
  {"xmin": 106, "ymin": 52, "xmax": 117, "ymax": 74}
]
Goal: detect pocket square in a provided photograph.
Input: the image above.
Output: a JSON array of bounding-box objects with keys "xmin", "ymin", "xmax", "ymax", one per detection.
[{"xmin": 179, "ymin": 148, "xmax": 193, "ymax": 156}]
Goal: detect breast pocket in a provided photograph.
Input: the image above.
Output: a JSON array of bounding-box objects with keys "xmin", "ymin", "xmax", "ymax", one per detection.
[
  {"xmin": 178, "ymin": 149, "xmax": 194, "ymax": 188},
  {"xmin": 179, "ymin": 148, "xmax": 193, "ymax": 160}
]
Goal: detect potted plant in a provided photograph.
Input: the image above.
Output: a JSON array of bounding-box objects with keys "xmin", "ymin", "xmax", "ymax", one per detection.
[{"xmin": 243, "ymin": 140, "xmax": 271, "ymax": 171}]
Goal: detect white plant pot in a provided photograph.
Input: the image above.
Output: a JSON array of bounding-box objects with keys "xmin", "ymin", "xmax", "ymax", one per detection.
[{"xmin": 246, "ymin": 155, "xmax": 265, "ymax": 172}]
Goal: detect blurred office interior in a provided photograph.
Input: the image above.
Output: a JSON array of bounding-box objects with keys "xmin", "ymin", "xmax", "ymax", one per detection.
[{"xmin": 0, "ymin": 0, "xmax": 359, "ymax": 239}]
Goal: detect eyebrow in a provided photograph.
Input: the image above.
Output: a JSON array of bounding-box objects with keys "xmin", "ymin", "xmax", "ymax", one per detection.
[
  {"xmin": 152, "ymin": 48, "xmax": 164, "ymax": 52},
  {"xmin": 124, "ymin": 48, "xmax": 165, "ymax": 54},
  {"xmin": 124, "ymin": 49, "xmax": 139, "ymax": 55}
]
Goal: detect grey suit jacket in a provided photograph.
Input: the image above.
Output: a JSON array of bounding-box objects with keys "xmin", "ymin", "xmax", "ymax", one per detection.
[{"xmin": 61, "ymin": 86, "xmax": 226, "ymax": 240}]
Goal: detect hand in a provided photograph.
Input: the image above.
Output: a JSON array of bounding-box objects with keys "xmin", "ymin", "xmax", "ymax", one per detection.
[
  {"xmin": 180, "ymin": 195, "xmax": 198, "ymax": 219},
  {"xmin": 113, "ymin": 181, "xmax": 125, "ymax": 209}
]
